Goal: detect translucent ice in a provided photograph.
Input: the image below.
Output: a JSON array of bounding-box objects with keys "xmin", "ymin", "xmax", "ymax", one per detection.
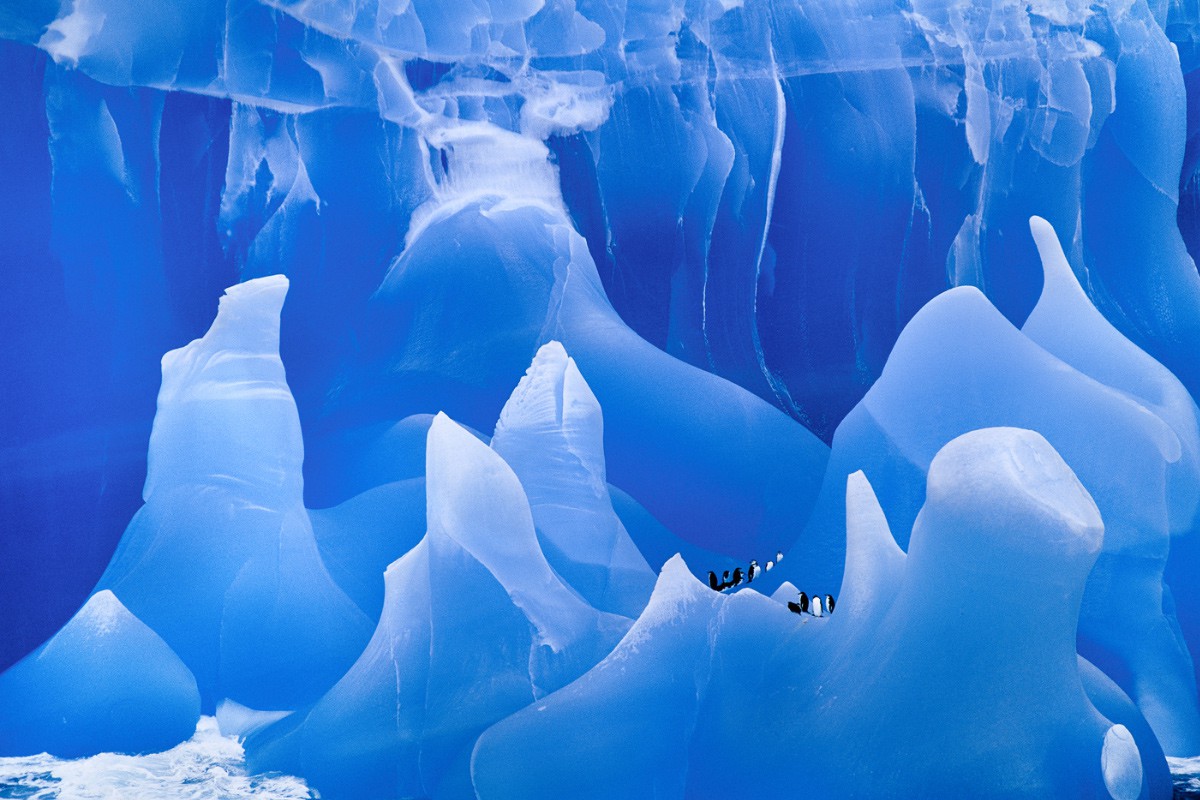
[
  {"xmin": 778, "ymin": 429, "xmax": 1162, "ymax": 797},
  {"xmin": 0, "ymin": 590, "xmax": 200, "ymax": 758},
  {"xmin": 95, "ymin": 276, "xmax": 372, "ymax": 711},
  {"xmin": 4, "ymin": 0, "xmax": 1200, "ymax": 793},
  {"xmin": 1023, "ymin": 216, "xmax": 1200, "ymax": 537},
  {"xmin": 341, "ymin": 125, "xmax": 829, "ymax": 558},
  {"xmin": 470, "ymin": 555, "xmax": 731, "ymax": 798},
  {"xmin": 309, "ymin": 478, "xmax": 427, "ymax": 621},
  {"xmin": 246, "ymin": 413, "xmax": 629, "ymax": 800},
  {"xmin": 491, "ymin": 341, "xmax": 656, "ymax": 618},
  {"xmin": 827, "ymin": 470, "xmax": 906, "ymax": 646},
  {"xmin": 797, "ymin": 224, "xmax": 1200, "ymax": 753}
]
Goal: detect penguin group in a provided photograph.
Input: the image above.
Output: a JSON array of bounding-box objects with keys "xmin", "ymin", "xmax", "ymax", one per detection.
[
  {"xmin": 708, "ymin": 551, "xmax": 784, "ymax": 592},
  {"xmin": 787, "ymin": 592, "xmax": 835, "ymax": 617}
]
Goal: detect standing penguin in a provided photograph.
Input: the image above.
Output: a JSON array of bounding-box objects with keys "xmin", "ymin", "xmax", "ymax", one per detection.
[
  {"xmin": 812, "ymin": 595, "xmax": 824, "ymax": 617},
  {"xmin": 776, "ymin": 551, "xmax": 784, "ymax": 564},
  {"xmin": 764, "ymin": 560, "xmax": 774, "ymax": 571},
  {"xmin": 731, "ymin": 567, "xmax": 744, "ymax": 587},
  {"xmin": 708, "ymin": 572, "xmax": 720, "ymax": 591},
  {"xmin": 722, "ymin": 570, "xmax": 730, "ymax": 588},
  {"xmin": 825, "ymin": 594, "xmax": 835, "ymax": 614},
  {"xmin": 797, "ymin": 592, "xmax": 809, "ymax": 614},
  {"xmin": 747, "ymin": 560, "xmax": 759, "ymax": 582}
]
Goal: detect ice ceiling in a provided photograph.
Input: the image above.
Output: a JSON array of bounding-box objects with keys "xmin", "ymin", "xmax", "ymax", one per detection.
[{"xmin": 4, "ymin": 0, "xmax": 1200, "ymax": 796}]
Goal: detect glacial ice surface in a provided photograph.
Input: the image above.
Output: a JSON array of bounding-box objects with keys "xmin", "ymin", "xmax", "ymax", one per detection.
[
  {"xmin": 491, "ymin": 341, "xmax": 656, "ymax": 618},
  {"xmin": 7, "ymin": 0, "xmax": 1200, "ymax": 795},
  {"xmin": 794, "ymin": 219, "xmax": 1200, "ymax": 756},
  {"xmin": 95, "ymin": 276, "xmax": 373, "ymax": 712},
  {"xmin": 0, "ymin": 590, "xmax": 200, "ymax": 759},
  {"xmin": 246, "ymin": 413, "xmax": 630, "ymax": 800}
]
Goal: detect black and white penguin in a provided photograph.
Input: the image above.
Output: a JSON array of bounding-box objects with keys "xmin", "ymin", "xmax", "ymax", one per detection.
[
  {"xmin": 747, "ymin": 560, "xmax": 759, "ymax": 582},
  {"xmin": 776, "ymin": 550, "xmax": 784, "ymax": 564},
  {"xmin": 764, "ymin": 560, "xmax": 774, "ymax": 571},
  {"xmin": 797, "ymin": 592, "xmax": 809, "ymax": 614},
  {"xmin": 722, "ymin": 570, "xmax": 730, "ymax": 588},
  {"xmin": 731, "ymin": 567, "xmax": 744, "ymax": 587},
  {"xmin": 787, "ymin": 601, "xmax": 803, "ymax": 615},
  {"xmin": 708, "ymin": 571, "xmax": 720, "ymax": 591},
  {"xmin": 825, "ymin": 594, "xmax": 835, "ymax": 614},
  {"xmin": 812, "ymin": 595, "xmax": 824, "ymax": 617}
]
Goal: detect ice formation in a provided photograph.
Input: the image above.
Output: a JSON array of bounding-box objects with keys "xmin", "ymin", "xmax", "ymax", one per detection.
[
  {"xmin": 0, "ymin": 590, "xmax": 200, "ymax": 758},
  {"xmin": 94, "ymin": 275, "xmax": 373, "ymax": 712},
  {"xmin": 6, "ymin": 0, "xmax": 1200, "ymax": 794},
  {"xmin": 246, "ymin": 413, "xmax": 630, "ymax": 800},
  {"xmin": 491, "ymin": 341, "xmax": 656, "ymax": 618},
  {"xmin": 793, "ymin": 219, "xmax": 1200, "ymax": 756},
  {"xmin": 474, "ymin": 429, "xmax": 1172, "ymax": 798}
]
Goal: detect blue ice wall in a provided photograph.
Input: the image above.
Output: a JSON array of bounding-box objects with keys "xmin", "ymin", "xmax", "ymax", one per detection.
[
  {"xmin": 3, "ymin": 1, "xmax": 1200, "ymax": 790},
  {"xmin": 0, "ymin": 40, "xmax": 236, "ymax": 670},
  {"xmin": 3, "ymin": 0, "xmax": 1200, "ymax": 668}
]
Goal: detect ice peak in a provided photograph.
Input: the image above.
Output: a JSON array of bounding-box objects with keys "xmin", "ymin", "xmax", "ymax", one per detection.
[
  {"xmin": 75, "ymin": 589, "xmax": 130, "ymax": 637},
  {"xmin": 922, "ymin": 427, "xmax": 1103, "ymax": 565},
  {"xmin": 838, "ymin": 471, "xmax": 906, "ymax": 623},
  {"xmin": 1029, "ymin": 216, "xmax": 1091, "ymax": 310}
]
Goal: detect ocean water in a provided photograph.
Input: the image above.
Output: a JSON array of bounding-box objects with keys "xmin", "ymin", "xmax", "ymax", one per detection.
[
  {"xmin": 2, "ymin": 723, "xmax": 1199, "ymax": 798},
  {"xmin": 1172, "ymin": 756, "xmax": 1200, "ymax": 799},
  {"xmin": 0, "ymin": 718, "xmax": 313, "ymax": 799}
]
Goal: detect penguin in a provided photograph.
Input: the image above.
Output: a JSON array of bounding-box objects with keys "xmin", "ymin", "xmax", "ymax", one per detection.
[
  {"xmin": 708, "ymin": 571, "xmax": 720, "ymax": 591},
  {"xmin": 731, "ymin": 567, "xmax": 744, "ymax": 587},
  {"xmin": 764, "ymin": 560, "xmax": 774, "ymax": 571},
  {"xmin": 787, "ymin": 601, "xmax": 803, "ymax": 615},
  {"xmin": 812, "ymin": 595, "xmax": 824, "ymax": 617},
  {"xmin": 825, "ymin": 594, "xmax": 835, "ymax": 614},
  {"xmin": 776, "ymin": 550, "xmax": 784, "ymax": 564},
  {"xmin": 747, "ymin": 560, "xmax": 759, "ymax": 582},
  {"xmin": 722, "ymin": 570, "xmax": 731, "ymax": 589},
  {"xmin": 797, "ymin": 592, "xmax": 809, "ymax": 614}
]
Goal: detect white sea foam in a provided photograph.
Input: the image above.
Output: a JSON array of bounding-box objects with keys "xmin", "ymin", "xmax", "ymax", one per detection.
[{"xmin": 0, "ymin": 717, "xmax": 313, "ymax": 800}]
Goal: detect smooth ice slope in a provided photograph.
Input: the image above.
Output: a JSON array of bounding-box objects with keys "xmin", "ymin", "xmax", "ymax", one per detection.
[
  {"xmin": 1022, "ymin": 216, "xmax": 1200, "ymax": 537},
  {"xmin": 492, "ymin": 341, "xmax": 656, "ymax": 618},
  {"xmin": 475, "ymin": 435, "xmax": 1171, "ymax": 798},
  {"xmin": 778, "ymin": 429, "xmax": 1154, "ymax": 797},
  {"xmin": 797, "ymin": 247, "xmax": 1200, "ymax": 754},
  {"xmin": 826, "ymin": 470, "xmax": 907, "ymax": 647},
  {"xmin": 309, "ymin": 478, "xmax": 427, "ymax": 621},
  {"xmin": 95, "ymin": 276, "xmax": 372, "ymax": 711},
  {"xmin": 471, "ymin": 554, "xmax": 827, "ymax": 798},
  {"xmin": 342, "ymin": 126, "xmax": 829, "ymax": 558},
  {"xmin": 471, "ymin": 555, "xmax": 730, "ymax": 799},
  {"xmin": 0, "ymin": 590, "xmax": 200, "ymax": 758},
  {"xmin": 246, "ymin": 414, "xmax": 630, "ymax": 800}
]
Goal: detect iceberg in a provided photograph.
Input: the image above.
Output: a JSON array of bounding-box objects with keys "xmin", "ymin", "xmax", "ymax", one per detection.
[
  {"xmin": 491, "ymin": 340, "xmax": 656, "ymax": 618},
  {"xmin": 6, "ymin": 0, "xmax": 1200, "ymax": 794},
  {"xmin": 796, "ymin": 220, "xmax": 1200, "ymax": 755},
  {"xmin": 470, "ymin": 555, "xmax": 735, "ymax": 799},
  {"xmin": 329, "ymin": 124, "xmax": 830, "ymax": 560},
  {"xmin": 246, "ymin": 413, "xmax": 630, "ymax": 800},
  {"xmin": 766, "ymin": 429, "xmax": 1168, "ymax": 798},
  {"xmin": 95, "ymin": 275, "xmax": 372, "ymax": 711},
  {"xmin": 804, "ymin": 429, "xmax": 1116, "ymax": 795},
  {"xmin": 0, "ymin": 590, "xmax": 200, "ymax": 758},
  {"xmin": 476, "ymin": 430, "xmax": 1155, "ymax": 798}
]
